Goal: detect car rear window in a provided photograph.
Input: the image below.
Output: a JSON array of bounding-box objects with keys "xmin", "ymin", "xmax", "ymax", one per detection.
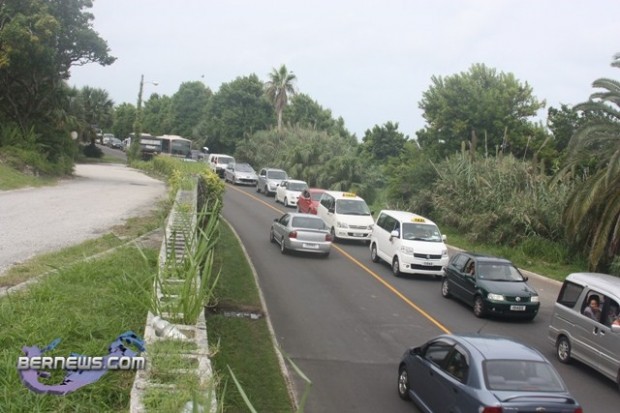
[
  {"xmin": 484, "ymin": 360, "xmax": 565, "ymax": 392},
  {"xmin": 292, "ymin": 217, "xmax": 326, "ymax": 230},
  {"xmin": 267, "ymin": 171, "xmax": 287, "ymax": 179}
]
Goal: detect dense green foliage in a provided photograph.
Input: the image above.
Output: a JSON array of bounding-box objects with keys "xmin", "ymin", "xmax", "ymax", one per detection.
[
  {"xmin": 559, "ymin": 53, "xmax": 620, "ymax": 270},
  {"xmin": 417, "ymin": 63, "xmax": 547, "ymax": 161}
]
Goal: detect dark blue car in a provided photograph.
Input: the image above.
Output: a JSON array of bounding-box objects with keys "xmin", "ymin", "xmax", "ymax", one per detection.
[{"xmin": 397, "ymin": 334, "xmax": 582, "ymax": 413}]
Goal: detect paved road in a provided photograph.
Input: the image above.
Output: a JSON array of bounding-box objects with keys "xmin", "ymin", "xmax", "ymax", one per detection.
[
  {"xmin": 222, "ymin": 183, "xmax": 620, "ymax": 413},
  {"xmin": 0, "ymin": 163, "xmax": 166, "ymax": 275}
]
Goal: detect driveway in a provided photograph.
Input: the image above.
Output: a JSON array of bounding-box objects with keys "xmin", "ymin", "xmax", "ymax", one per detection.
[{"xmin": 0, "ymin": 163, "xmax": 166, "ymax": 275}]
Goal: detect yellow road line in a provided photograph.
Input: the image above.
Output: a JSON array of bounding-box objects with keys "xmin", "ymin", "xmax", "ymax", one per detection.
[{"xmin": 227, "ymin": 183, "xmax": 452, "ymax": 334}]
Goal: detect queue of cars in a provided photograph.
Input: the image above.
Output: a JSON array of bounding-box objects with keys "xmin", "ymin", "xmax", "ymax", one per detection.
[{"xmin": 217, "ymin": 160, "xmax": 618, "ymax": 404}]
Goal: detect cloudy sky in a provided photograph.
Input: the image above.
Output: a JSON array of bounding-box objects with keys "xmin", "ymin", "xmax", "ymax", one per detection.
[{"xmin": 69, "ymin": 0, "xmax": 620, "ymax": 139}]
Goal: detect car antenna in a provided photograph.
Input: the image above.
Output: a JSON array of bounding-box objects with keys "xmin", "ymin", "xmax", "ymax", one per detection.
[{"xmin": 476, "ymin": 322, "xmax": 488, "ymax": 335}]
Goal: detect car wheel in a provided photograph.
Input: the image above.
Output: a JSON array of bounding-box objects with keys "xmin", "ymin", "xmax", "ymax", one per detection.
[
  {"xmin": 441, "ymin": 278, "xmax": 452, "ymax": 298},
  {"xmin": 556, "ymin": 336, "xmax": 572, "ymax": 364},
  {"xmin": 269, "ymin": 229, "xmax": 275, "ymax": 244},
  {"xmin": 370, "ymin": 243, "xmax": 380, "ymax": 263},
  {"xmin": 280, "ymin": 239, "xmax": 287, "ymax": 255},
  {"xmin": 397, "ymin": 365, "xmax": 411, "ymax": 401},
  {"xmin": 284, "ymin": 197, "xmax": 289, "ymax": 207},
  {"xmin": 256, "ymin": 185, "xmax": 261, "ymax": 193},
  {"xmin": 330, "ymin": 227, "xmax": 338, "ymax": 243},
  {"xmin": 392, "ymin": 256, "xmax": 401, "ymax": 277},
  {"xmin": 264, "ymin": 186, "xmax": 269, "ymax": 196},
  {"xmin": 473, "ymin": 296, "xmax": 486, "ymax": 318},
  {"xmin": 297, "ymin": 206, "xmax": 301, "ymax": 213}
]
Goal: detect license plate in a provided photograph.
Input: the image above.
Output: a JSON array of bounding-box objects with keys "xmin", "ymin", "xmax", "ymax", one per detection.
[
  {"xmin": 352, "ymin": 233, "xmax": 363, "ymax": 237},
  {"xmin": 302, "ymin": 243, "xmax": 319, "ymax": 249},
  {"xmin": 423, "ymin": 261, "xmax": 434, "ymax": 266},
  {"xmin": 510, "ymin": 305, "xmax": 526, "ymax": 311}
]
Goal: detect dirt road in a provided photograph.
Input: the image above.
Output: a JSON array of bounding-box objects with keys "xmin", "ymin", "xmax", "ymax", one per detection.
[{"xmin": 0, "ymin": 163, "xmax": 166, "ymax": 275}]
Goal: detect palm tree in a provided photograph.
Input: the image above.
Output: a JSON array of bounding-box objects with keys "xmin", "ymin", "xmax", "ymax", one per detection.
[
  {"xmin": 264, "ymin": 64, "xmax": 297, "ymax": 131},
  {"xmin": 74, "ymin": 86, "xmax": 114, "ymax": 144},
  {"xmin": 561, "ymin": 53, "xmax": 620, "ymax": 271}
]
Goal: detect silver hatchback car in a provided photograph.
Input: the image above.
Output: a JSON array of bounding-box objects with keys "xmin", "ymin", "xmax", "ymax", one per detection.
[{"xmin": 269, "ymin": 213, "xmax": 332, "ymax": 257}]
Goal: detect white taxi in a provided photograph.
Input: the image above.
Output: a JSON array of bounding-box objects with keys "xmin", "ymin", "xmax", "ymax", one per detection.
[
  {"xmin": 370, "ymin": 210, "xmax": 449, "ymax": 277},
  {"xmin": 316, "ymin": 191, "xmax": 374, "ymax": 242}
]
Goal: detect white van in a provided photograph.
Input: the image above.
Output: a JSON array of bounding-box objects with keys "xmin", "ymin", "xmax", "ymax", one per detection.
[
  {"xmin": 208, "ymin": 154, "xmax": 235, "ymax": 178},
  {"xmin": 369, "ymin": 210, "xmax": 449, "ymax": 277},
  {"xmin": 316, "ymin": 191, "xmax": 374, "ymax": 243},
  {"xmin": 548, "ymin": 272, "xmax": 620, "ymax": 388}
]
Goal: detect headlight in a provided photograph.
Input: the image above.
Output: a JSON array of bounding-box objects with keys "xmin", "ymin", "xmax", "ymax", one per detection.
[
  {"xmin": 368, "ymin": 224, "xmax": 374, "ymax": 230},
  {"xmin": 487, "ymin": 293, "xmax": 505, "ymax": 301},
  {"xmin": 530, "ymin": 295, "xmax": 539, "ymax": 303},
  {"xmin": 336, "ymin": 221, "xmax": 348, "ymax": 228},
  {"xmin": 442, "ymin": 249, "xmax": 448, "ymax": 257},
  {"xmin": 400, "ymin": 246, "xmax": 414, "ymax": 255}
]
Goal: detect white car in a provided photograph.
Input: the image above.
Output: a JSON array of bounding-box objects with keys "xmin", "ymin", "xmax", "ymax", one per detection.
[
  {"xmin": 370, "ymin": 210, "xmax": 449, "ymax": 277},
  {"xmin": 275, "ymin": 179, "xmax": 308, "ymax": 208}
]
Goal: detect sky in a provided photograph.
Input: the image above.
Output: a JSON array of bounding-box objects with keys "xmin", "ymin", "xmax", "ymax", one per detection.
[{"xmin": 69, "ymin": 0, "xmax": 620, "ymax": 139}]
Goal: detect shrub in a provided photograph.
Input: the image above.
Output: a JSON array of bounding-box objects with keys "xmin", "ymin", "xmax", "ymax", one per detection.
[{"xmin": 82, "ymin": 143, "xmax": 103, "ymax": 158}]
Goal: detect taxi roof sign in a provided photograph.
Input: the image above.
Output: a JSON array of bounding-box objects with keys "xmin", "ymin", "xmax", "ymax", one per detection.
[
  {"xmin": 342, "ymin": 192, "xmax": 357, "ymax": 198},
  {"xmin": 411, "ymin": 217, "xmax": 426, "ymax": 223}
]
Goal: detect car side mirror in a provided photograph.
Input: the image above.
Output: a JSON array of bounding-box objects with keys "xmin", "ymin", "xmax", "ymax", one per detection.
[
  {"xmin": 442, "ymin": 234, "xmax": 447, "ymax": 241},
  {"xmin": 411, "ymin": 346, "xmax": 421, "ymax": 355},
  {"xmin": 523, "ymin": 275, "xmax": 528, "ymax": 282},
  {"xmin": 328, "ymin": 207, "xmax": 335, "ymax": 213},
  {"xmin": 273, "ymin": 218, "xmax": 278, "ymax": 222},
  {"xmin": 390, "ymin": 230, "xmax": 399, "ymax": 239}
]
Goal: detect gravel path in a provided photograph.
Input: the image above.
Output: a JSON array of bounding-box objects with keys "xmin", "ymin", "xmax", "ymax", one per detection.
[{"xmin": 0, "ymin": 163, "xmax": 166, "ymax": 275}]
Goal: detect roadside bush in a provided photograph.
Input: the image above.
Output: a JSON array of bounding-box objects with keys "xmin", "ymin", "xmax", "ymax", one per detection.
[
  {"xmin": 431, "ymin": 154, "xmax": 572, "ymax": 246},
  {"xmin": 82, "ymin": 143, "xmax": 103, "ymax": 158}
]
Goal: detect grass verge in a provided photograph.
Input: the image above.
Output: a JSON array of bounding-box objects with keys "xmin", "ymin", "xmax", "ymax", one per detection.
[
  {"xmin": 0, "ymin": 163, "xmax": 57, "ymax": 190},
  {"xmin": 441, "ymin": 226, "xmax": 587, "ymax": 281},
  {"xmin": 0, "ymin": 245, "xmax": 158, "ymax": 412},
  {"xmin": 207, "ymin": 221, "xmax": 293, "ymax": 413}
]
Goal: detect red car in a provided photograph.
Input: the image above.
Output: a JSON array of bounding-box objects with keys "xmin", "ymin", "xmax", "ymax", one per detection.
[{"xmin": 297, "ymin": 188, "xmax": 325, "ymax": 214}]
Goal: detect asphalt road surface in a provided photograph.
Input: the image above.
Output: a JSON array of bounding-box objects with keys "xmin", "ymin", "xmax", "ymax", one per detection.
[
  {"xmin": 0, "ymin": 163, "xmax": 166, "ymax": 275},
  {"xmin": 221, "ymin": 182, "xmax": 620, "ymax": 413}
]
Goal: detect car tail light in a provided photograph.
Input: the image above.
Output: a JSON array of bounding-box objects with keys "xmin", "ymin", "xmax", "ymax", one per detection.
[
  {"xmin": 325, "ymin": 233, "xmax": 333, "ymax": 242},
  {"xmin": 288, "ymin": 231, "xmax": 297, "ymax": 239},
  {"xmin": 480, "ymin": 407, "xmax": 502, "ymax": 413},
  {"xmin": 573, "ymin": 409, "xmax": 583, "ymax": 413}
]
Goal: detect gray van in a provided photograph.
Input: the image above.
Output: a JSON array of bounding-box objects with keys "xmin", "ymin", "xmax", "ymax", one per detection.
[{"xmin": 548, "ymin": 272, "xmax": 620, "ymax": 389}]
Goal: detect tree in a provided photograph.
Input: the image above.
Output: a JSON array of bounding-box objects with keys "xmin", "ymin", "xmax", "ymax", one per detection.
[
  {"xmin": 73, "ymin": 86, "xmax": 114, "ymax": 144},
  {"xmin": 0, "ymin": 0, "xmax": 115, "ymax": 135},
  {"xmin": 417, "ymin": 64, "xmax": 545, "ymax": 160},
  {"xmin": 360, "ymin": 121, "xmax": 408, "ymax": 160},
  {"xmin": 264, "ymin": 64, "xmax": 297, "ymax": 131},
  {"xmin": 143, "ymin": 94, "xmax": 173, "ymax": 136},
  {"xmin": 112, "ymin": 103, "xmax": 136, "ymax": 142},
  {"xmin": 199, "ymin": 74, "xmax": 274, "ymax": 153},
  {"xmin": 561, "ymin": 53, "xmax": 620, "ymax": 271},
  {"xmin": 169, "ymin": 81, "xmax": 212, "ymax": 140}
]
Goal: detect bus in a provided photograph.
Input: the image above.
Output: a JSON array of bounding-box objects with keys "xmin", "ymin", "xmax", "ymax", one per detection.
[{"xmin": 158, "ymin": 135, "xmax": 192, "ymax": 158}]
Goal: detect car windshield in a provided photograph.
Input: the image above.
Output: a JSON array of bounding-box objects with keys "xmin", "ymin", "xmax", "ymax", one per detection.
[
  {"xmin": 292, "ymin": 216, "xmax": 327, "ymax": 230},
  {"xmin": 267, "ymin": 171, "xmax": 287, "ymax": 179},
  {"xmin": 401, "ymin": 223, "xmax": 443, "ymax": 242},
  {"xmin": 219, "ymin": 157, "xmax": 234, "ymax": 164},
  {"xmin": 335, "ymin": 199, "xmax": 371, "ymax": 215},
  {"xmin": 477, "ymin": 263, "xmax": 524, "ymax": 281},
  {"xmin": 310, "ymin": 192, "xmax": 323, "ymax": 201},
  {"xmin": 236, "ymin": 164, "xmax": 254, "ymax": 172},
  {"xmin": 484, "ymin": 360, "xmax": 565, "ymax": 392},
  {"xmin": 288, "ymin": 182, "xmax": 308, "ymax": 191}
]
